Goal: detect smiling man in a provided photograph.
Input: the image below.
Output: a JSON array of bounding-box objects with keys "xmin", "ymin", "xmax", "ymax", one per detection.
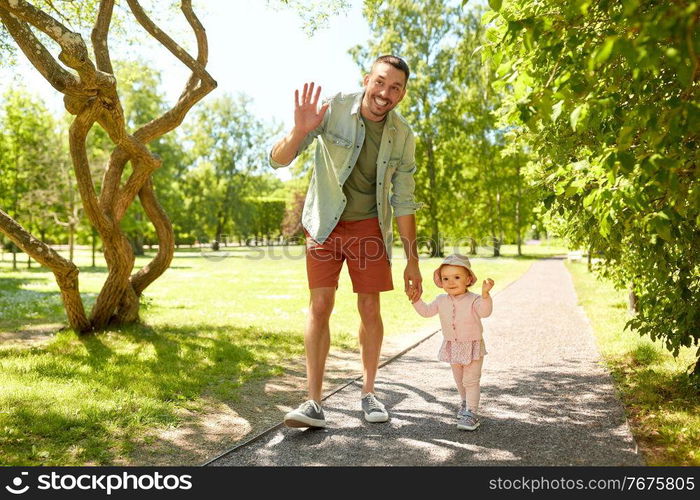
[{"xmin": 269, "ymin": 55, "xmax": 423, "ymax": 429}]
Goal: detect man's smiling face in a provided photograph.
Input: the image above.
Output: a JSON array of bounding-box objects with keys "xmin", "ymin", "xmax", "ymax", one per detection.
[{"xmin": 361, "ymin": 62, "xmax": 407, "ymax": 122}]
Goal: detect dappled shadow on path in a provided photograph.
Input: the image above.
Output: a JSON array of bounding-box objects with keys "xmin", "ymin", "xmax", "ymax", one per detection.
[
  {"xmin": 109, "ymin": 323, "xmax": 363, "ymax": 466},
  {"xmin": 217, "ymin": 356, "xmax": 642, "ymax": 466}
]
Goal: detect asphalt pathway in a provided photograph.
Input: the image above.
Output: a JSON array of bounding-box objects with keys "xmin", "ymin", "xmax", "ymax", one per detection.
[{"xmin": 211, "ymin": 258, "xmax": 644, "ymax": 466}]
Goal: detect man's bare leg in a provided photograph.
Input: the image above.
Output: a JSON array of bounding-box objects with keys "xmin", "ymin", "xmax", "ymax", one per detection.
[
  {"xmin": 357, "ymin": 292, "xmax": 383, "ymax": 394},
  {"xmin": 305, "ymin": 287, "xmax": 336, "ymax": 402}
]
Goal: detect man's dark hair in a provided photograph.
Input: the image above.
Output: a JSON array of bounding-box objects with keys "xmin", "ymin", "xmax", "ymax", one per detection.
[{"xmin": 372, "ymin": 55, "xmax": 410, "ymax": 85}]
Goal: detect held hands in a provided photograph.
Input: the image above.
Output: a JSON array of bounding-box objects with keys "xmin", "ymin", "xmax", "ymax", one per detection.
[
  {"xmin": 404, "ymin": 261, "xmax": 423, "ymax": 303},
  {"xmin": 482, "ymin": 278, "xmax": 495, "ymax": 297},
  {"xmin": 294, "ymin": 82, "xmax": 329, "ymax": 136}
]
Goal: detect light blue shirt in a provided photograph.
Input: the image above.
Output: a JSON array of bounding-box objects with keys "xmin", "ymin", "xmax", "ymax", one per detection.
[{"xmin": 269, "ymin": 90, "xmax": 421, "ymax": 259}]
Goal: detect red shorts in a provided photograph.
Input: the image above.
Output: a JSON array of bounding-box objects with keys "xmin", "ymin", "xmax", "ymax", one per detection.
[{"xmin": 304, "ymin": 217, "xmax": 394, "ymax": 293}]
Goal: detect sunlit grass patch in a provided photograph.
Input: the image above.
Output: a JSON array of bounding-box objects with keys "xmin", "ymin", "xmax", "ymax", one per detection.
[{"xmin": 0, "ymin": 323, "xmax": 306, "ymax": 465}]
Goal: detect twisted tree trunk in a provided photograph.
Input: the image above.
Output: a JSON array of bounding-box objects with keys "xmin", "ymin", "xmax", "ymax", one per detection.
[{"xmin": 0, "ymin": 0, "xmax": 216, "ymax": 333}]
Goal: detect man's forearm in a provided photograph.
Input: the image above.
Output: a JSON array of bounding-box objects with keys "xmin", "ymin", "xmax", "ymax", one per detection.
[
  {"xmin": 270, "ymin": 127, "xmax": 308, "ymax": 166},
  {"xmin": 396, "ymin": 214, "xmax": 419, "ymax": 263}
]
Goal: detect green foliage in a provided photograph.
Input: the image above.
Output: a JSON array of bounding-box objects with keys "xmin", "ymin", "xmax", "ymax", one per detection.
[
  {"xmin": 486, "ymin": 0, "xmax": 700, "ymax": 372},
  {"xmin": 0, "ymin": 62, "xmax": 285, "ymax": 252},
  {"xmin": 0, "ymin": 86, "xmax": 67, "ymax": 247},
  {"xmin": 357, "ymin": 0, "xmax": 538, "ymax": 256},
  {"xmin": 183, "ymin": 93, "xmax": 282, "ymax": 242},
  {"xmin": 0, "ymin": 24, "xmax": 16, "ymax": 66},
  {"xmin": 234, "ymin": 198, "xmax": 286, "ymax": 241},
  {"xmin": 357, "ymin": 0, "xmax": 466, "ymax": 256},
  {"xmin": 273, "ymin": 0, "xmax": 351, "ymax": 35},
  {"xmin": 115, "ymin": 59, "xmax": 168, "ymax": 131},
  {"xmin": 632, "ymin": 343, "xmax": 663, "ymax": 366}
]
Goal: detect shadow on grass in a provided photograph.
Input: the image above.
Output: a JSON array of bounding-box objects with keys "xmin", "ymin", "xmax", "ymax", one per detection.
[
  {"xmin": 0, "ymin": 276, "xmax": 69, "ymax": 332},
  {"xmin": 0, "ymin": 275, "xmax": 47, "ymax": 289},
  {"xmin": 1, "ymin": 264, "xmax": 192, "ymax": 275},
  {"xmin": 0, "ymin": 321, "xmax": 306, "ymax": 466},
  {"xmin": 0, "ymin": 275, "xmax": 99, "ymax": 334}
]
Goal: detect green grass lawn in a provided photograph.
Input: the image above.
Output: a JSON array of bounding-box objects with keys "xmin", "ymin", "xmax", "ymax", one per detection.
[
  {"xmin": 0, "ymin": 243, "xmax": 543, "ymax": 465},
  {"xmin": 566, "ymin": 261, "xmax": 700, "ymax": 466}
]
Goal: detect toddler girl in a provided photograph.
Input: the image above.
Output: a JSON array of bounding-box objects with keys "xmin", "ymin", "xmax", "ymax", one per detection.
[{"xmin": 411, "ymin": 254, "xmax": 494, "ymax": 430}]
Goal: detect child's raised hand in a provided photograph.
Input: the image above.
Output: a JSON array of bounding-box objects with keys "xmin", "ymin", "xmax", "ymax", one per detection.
[{"xmin": 482, "ymin": 278, "xmax": 495, "ymax": 296}]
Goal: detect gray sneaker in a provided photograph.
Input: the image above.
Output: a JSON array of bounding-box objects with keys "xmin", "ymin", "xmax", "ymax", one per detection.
[
  {"xmin": 457, "ymin": 409, "xmax": 480, "ymax": 431},
  {"xmin": 283, "ymin": 400, "xmax": 326, "ymax": 428},
  {"xmin": 457, "ymin": 401, "xmax": 468, "ymax": 419},
  {"xmin": 361, "ymin": 393, "xmax": 389, "ymax": 423}
]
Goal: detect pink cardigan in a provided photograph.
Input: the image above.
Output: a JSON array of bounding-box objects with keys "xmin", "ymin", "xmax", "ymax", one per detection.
[{"xmin": 412, "ymin": 292, "xmax": 493, "ymax": 342}]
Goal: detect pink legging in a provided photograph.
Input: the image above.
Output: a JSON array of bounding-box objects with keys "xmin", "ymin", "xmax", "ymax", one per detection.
[{"xmin": 450, "ymin": 357, "xmax": 484, "ymax": 412}]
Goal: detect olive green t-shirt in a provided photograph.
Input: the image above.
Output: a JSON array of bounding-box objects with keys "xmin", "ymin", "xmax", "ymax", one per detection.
[{"xmin": 340, "ymin": 115, "xmax": 385, "ymax": 221}]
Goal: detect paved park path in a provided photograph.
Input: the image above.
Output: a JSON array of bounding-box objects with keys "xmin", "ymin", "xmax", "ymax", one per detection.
[{"xmin": 210, "ymin": 258, "xmax": 644, "ymax": 466}]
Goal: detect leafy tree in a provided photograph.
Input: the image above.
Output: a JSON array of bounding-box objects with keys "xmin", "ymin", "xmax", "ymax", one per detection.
[
  {"xmin": 0, "ymin": 87, "xmax": 58, "ymax": 268},
  {"xmin": 281, "ymin": 189, "xmax": 306, "ymax": 239},
  {"xmin": 484, "ymin": 0, "xmax": 699, "ymax": 374},
  {"xmin": 275, "ymin": 147, "xmax": 313, "ymax": 241},
  {"xmin": 355, "ymin": 0, "xmax": 537, "ymax": 256},
  {"xmin": 356, "ymin": 0, "xmax": 467, "ymax": 257},
  {"xmin": 237, "ymin": 198, "xmax": 286, "ymax": 243},
  {"xmin": 439, "ymin": 8, "xmax": 537, "ymax": 256},
  {"xmin": 185, "ymin": 93, "xmax": 278, "ymax": 243},
  {"xmin": 27, "ymin": 118, "xmax": 80, "ymax": 260}
]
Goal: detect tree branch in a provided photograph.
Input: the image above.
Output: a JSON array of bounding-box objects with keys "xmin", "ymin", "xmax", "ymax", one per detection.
[
  {"xmin": 98, "ymin": 148, "xmax": 128, "ymax": 213},
  {"xmin": 132, "ymin": 0, "xmax": 217, "ymax": 144},
  {"xmin": 125, "ymin": 0, "xmax": 212, "ymax": 79},
  {"xmin": 91, "ymin": 0, "xmax": 115, "ymax": 74},
  {"xmin": 0, "ymin": 0, "xmax": 111, "ymax": 88},
  {"xmin": 69, "ymin": 100, "xmax": 110, "ymax": 233},
  {"xmin": 125, "ymin": 0, "xmax": 216, "ymax": 297},
  {"xmin": 130, "ymin": 178, "xmax": 174, "ymax": 295},
  {"xmin": 181, "ymin": 0, "xmax": 208, "ymax": 67},
  {"xmin": 114, "ymin": 155, "xmax": 162, "ymax": 221},
  {"xmin": 0, "ymin": 6, "xmax": 83, "ymax": 96},
  {"xmin": 106, "ymin": 0, "xmax": 215, "ymax": 219},
  {"xmin": 51, "ymin": 212, "xmax": 70, "ymax": 227},
  {"xmin": 100, "ymin": 0, "xmax": 215, "ymax": 217},
  {"xmin": 94, "ymin": 110, "xmax": 161, "ymax": 222},
  {"xmin": 92, "ymin": 113, "xmax": 162, "ymax": 221},
  {"xmin": 135, "ymin": 79, "xmax": 215, "ymax": 144}
]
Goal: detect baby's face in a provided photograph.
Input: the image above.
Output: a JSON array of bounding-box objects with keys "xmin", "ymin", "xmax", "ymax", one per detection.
[{"xmin": 440, "ymin": 265, "xmax": 470, "ymax": 296}]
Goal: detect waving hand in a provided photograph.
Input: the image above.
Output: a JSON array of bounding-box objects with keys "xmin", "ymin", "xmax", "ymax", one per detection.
[{"xmin": 294, "ymin": 82, "xmax": 329, "ymax": 135}]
